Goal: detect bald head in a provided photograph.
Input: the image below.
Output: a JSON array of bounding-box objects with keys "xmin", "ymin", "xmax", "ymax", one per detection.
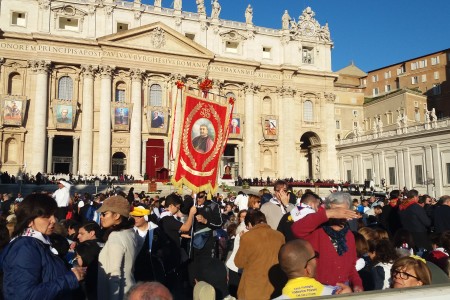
[
  {"xmin": 126, "ymin": 282, "xmax": 172, "ymax": 300},
  {"xmin": 278, "ymin": 239, "xmax": 315, "ymax": 279}
]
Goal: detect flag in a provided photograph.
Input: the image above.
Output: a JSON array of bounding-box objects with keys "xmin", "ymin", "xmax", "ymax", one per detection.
[{"xmin": 171, "ymin": 93, "xmax": 232, "ymax": 195}]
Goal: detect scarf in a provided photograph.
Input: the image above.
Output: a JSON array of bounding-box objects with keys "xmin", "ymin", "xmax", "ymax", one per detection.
[
  {"xmin": 399, "ymin": 199, "xmax": 417, "ymax": 211},
  {"xmin": 323, "ymin": 224, "xmax": 349, "ymax": 256}
]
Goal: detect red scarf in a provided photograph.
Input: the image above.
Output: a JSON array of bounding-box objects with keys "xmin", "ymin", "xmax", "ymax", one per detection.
[{"xmin": 399, "ymin": 199, "xmax": 417, "ymax": 211}]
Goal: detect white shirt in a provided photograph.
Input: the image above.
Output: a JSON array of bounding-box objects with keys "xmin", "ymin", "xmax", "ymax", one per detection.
[
  {"xmin": 234, "ymin": 194, "xmax": 248, "ymax": 210},
  {"xmin": 52, "ymin": 181, "xmax": 71, "ymax": 207}
]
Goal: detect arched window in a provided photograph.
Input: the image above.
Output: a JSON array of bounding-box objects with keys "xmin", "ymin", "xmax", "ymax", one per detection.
[
  {"xmin": 263, "ymin": 96, "xmax": 272, "ymax": 114},
  {"xmin": 7, "ymin": 73, "xmax": 22, "ymax": 95},
  {"xmin": 303, "ymin": 100, "xmax": 313, "ymax": 122},
  {"xmin": 149, "ymin": 84, "xmax": 162, "ymax": 106},
  {"xmin": 58, "ymin": 76, "xmax": 73, "ymax": 100},
  {"xmin": 115, "ymin": 81, "xmax": 126, "ymax": 102}
]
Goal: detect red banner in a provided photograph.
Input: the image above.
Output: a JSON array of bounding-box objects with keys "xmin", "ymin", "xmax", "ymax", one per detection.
[{"xmin": 171, "ymin": 93, "xmax": 232, "ymax": 194}]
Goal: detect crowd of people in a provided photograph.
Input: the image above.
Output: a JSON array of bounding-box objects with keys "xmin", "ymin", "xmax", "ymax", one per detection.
[{"xmin": 0, "ymin": 179, "xmax": 448, "ymax": 299}]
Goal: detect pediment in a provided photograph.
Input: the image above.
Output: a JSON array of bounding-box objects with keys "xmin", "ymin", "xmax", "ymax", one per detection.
[
  {"xmin": 219, "ymin": 30, "xmax": 247, "ymax": 42},
  {"xmin": 51, "ymin": 5, "xmax": 88, "ymax": 17},
  {"xmin": 97, "ymin": 22, "xmax": 214, "ymax": 59}
]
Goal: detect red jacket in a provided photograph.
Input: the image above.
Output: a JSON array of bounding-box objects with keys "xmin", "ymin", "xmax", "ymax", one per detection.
[{"xmin": 291, "ymin": 209, "xmax": 363, "ymax": 289}]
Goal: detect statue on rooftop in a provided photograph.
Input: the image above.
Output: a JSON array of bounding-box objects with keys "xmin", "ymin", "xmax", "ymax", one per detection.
[
  {"xmin": 245, "ymin": 4, "xmax": 253, "ymax": 25},
  {"xmin": 174, "ymin": 0, "xmax": 182, "ymax": 11},
  {"xmin": 282, "ymin": 10, "xmax": 290, "ymax": 30},
  {"xmin": 196, "ymin": 0, "xmax": 206, "ymax": 15},
  {"xmin": 211, "ymin": 0, "xmax": 221, "ymax": 19}
]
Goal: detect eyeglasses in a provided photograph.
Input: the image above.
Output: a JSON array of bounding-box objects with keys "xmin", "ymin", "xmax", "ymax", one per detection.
[
  {"xmin": 391, "ymin": 269, "xmax": 419, "ymax": 280},
  {"xmin": 304, "ymin": 251, "xmax": 319, "ymax": 268}
]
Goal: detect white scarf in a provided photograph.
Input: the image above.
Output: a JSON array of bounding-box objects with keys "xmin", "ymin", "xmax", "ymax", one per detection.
[{"xmin": 20, "ymin": 228, "xmax": 59, "ymax": 255}]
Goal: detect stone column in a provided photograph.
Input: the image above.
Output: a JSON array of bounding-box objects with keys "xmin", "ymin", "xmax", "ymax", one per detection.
[
  {"xmin": 243, "ymin": 83, "xmax": 257, "ymax": 178},
  {"xmin": 72, "ymin": 136, "xmax": 79, "ymax": 175},
  {"xmin": 431, "ymin": 144, "xmax": 441, "ymax": 198},
  {"xmin": 277, "ymin": 86, "xmax": 295, "ymax": 178},
  {"xmin": 142, "ymin": 139, "xmax": 147, "ymax": 178},
  {"xmin": 98, "ymin": 65, "xmax": 114, "ymax": 175},
  {"xmin": 129, "ymin": 69, "xmax": 143, "ymax": 178},
  {"xmin": 29, "ymin": 60, "xmax": 51, "ymax": 174},
  {"xmin": 46, "ymin": 134, "xmax": 54, "ymax": 173},
  {"xmin": 79, "ymin": 65, "xmax": 96, "ymax": 175},
  {"xmin": 0, "ymin": 58, "xmax": 5, "ymax": 95}
]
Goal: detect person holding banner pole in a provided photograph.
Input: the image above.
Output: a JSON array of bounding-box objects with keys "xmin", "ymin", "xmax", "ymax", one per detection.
[{"xmin": 191, "ymin": 191, "xmax": 223, "ymax": 260}]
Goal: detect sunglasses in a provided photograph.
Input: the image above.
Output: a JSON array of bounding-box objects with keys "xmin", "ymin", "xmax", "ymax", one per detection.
[
  {"xmin": 100, "ymin": 211, "xmax": 111, "ymax": 217},
  {"xmin": 304, "ymin": 251, "xmax": 320, "ymax": 268}
]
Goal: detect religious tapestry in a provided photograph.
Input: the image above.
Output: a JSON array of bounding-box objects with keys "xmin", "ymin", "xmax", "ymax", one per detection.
[
  {"xmin": 2, "ymin": 95, "xmax": 27, "ymax": 126},
  {"xmin": 111, "ymin": 102, "xmax": 133, "ymax": 131},
  {"xmin": 146, "ymin": 106, "xmax": 169, "ymax": 134},
  {"xmin": 172, "ymin": 92, "xmax": 233, "ymax": 194},
  {"xmin": 228, "ymin": 113, "xmax": 242, "ymax": 139},
  {"xmin": 262, "ymin": 115, "xmax": 278, "ymax": 140},
  {"xmin": 52, "ymin": 99, "xmax": 77, "ymax": 129}
]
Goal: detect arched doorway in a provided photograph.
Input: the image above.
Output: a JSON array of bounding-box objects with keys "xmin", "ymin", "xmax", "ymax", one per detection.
[
  {"xmin": 300, "ymin": 131, "xmax": 321, "ymax": 179},
  {"xmin": 52, "ymin": 136, "xmax": 73, "ymax": 173},
  {"xmin": 112, "ymin": 152, "xmax": 126, "ymax": 176}
]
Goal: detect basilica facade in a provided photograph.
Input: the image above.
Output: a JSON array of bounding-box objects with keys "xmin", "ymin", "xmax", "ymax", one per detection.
[{"xmin": 0, "ymin": 0, "xmax": 344, "ymax": 180}]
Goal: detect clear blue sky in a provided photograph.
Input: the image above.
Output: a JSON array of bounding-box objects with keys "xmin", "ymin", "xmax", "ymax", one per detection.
[{"xmin": 146, "ymin": 0, "xmax": 450, "ymax": 72}]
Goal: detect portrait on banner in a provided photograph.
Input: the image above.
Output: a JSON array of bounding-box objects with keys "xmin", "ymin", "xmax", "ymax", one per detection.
[
  {"xmin": 3, "ymin": 97, "xmax": 24, "ymax": 126},
  {"xmin": 191, "ymin": 118, "xmax": 216, "ymax": 154},
  {"xmin": 228, "ymin": 113, "xmax": 242, "ymax": 139},
  {"xmin": 111, "ymin": 103, "xmax": 132, "ymax": 131},
  {"xmin": 262, "ymin": 115, "xmax": 278, "ymax": 140},
  {"xmin": 52, "ymin": 100, "xmax": 76, "ymax": 129},
  {"xmin": 146, "ymin": 106, "xmax": 169, "ymax": 134},
  {"xmin": 56, "ymin": 105, "xmax": 73, "ymax": 124}
]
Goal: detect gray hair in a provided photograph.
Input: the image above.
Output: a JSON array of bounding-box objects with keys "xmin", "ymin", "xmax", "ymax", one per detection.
[
  {"xmin": 125, "ymin": 281, "xmax": 172, "ymax": 300},
  {"xmin": 324, "ymin": 192, "xmax": 352, "ymax": 209}
]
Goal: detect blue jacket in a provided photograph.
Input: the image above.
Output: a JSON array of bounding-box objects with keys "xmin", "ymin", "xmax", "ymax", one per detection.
[{"xmin": 1, "ymin": 236, "xmax": 79, "ymax": 300}]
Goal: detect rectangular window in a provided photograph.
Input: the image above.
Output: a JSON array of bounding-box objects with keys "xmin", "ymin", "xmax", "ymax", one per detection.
[
  {"xmin": 389, "ymin": 167, "xmax": 396, "ymax": 185},
  {"xmin": 411, "ymin": 62, "xmax": 418, "ymax": 70},
  {"xmin": 397, "ymin": 65, "xmax": 406, "ymax": 75},
  {"xmin": 185, "ymin": 33, "xmax": 195, "ymax": 40},
  {"xmin": 11, "ymin": 12, "xmax": 26, "ymax": 27},
  {"xmin": 360, "ymin": 78, "xmax": 367, "ymax": 87},
  {"xmin": 346, "ymin": 170, "xmax": 352, "ymax": 183},
  {"xmin": 353, "ymin": 110, "xmax": 358, "ymax": 117},
  {"xmin": 433, "ymin": 84, "xmax": 441, "ymax": 95},
  {"xmin": 302, "ymin": 48, "xmax": 314, "ymax": 64},
  {"xmin": 115, "ymin": 89, "xmax": 125, "ymax": 102},
  {"xmin": 262, "ymin": 47, "xmax": 272, "ymax": 59},
  {"xmin": 434, "ymin": 71, "xmax": 439, "ymax": 80},
  {"xmin": 411, "ymin": 76, "xmax": 418, "ymax": 84},
  {"xmin": 373, "ymin": 88, "xmax": 379, "ymax": 96},
  {"xmin": 335, "ymin": 120, "xmax": 341, "ymax": 129},
  {"xmin": 431, "ymin": 56, "xmax": 440, "ymax": 65},
  {"xmin": 366, "ymin": 169, "xmax": 372, "ymax": 181},
  {"xmin": 447, "ymin": 163, "xmax": 450, "ymax": 184},
  {"xmin": 225, "ymin": 41, "xmax": 239, "ymax": 53},
  {"xmin": 372, "ymin": 75, "xmax": 378, "ymax": 82},
  {"xmin": 419, "ymin": 59, "xmax": 427, "ymax": 68},
  {"xmin": 415, "ymin": 165, "xmax": 423, "ymax": 185},
  {"xmin": 384, "ymin": 71, "xmax": 391, "ymax": 79},
  {"xmin": 117, "ymin": 22, "xmax": 129, "ymax": 32},
  {"xmin": 385, "ymin": 85, "xmax": 391, "ymax": 93},
  {"xmin": 422, "ymin": 74, "xmax": 427, "ymax": 82},
  {"xmin": 58, "ymin": 17, "xmax": 79, "ymax": 31}
]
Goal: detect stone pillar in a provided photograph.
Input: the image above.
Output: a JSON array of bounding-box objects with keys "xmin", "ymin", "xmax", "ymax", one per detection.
[
  {"xmin": 29, "ymin": 60, "xmax": 51, "ymax": 173},
  {"xmin": 0, "ymin": 58, "xmax": 5, "ymax": 95},
  {"xmin": 98, "ymin": 65, "xmax": 114, "ymax": 175},
  {"xmin": 79, "ymin": 65, "xmax": 96, "ymax": 175},
  {"xmin": 396, "ymin": 150, "xmax": 405, "ymax": 189},
  {"xmin": 142, "ymin": 139, "xmax": 147, "ymax": 178},
  {"xmin": 72, "ymin": 136, "xmax": 79, "ymax": 175},
  {"xmin": 277, "ymin": 87, "xmax": 295, "ymax": 178},
  {"xmin": 243, "ymin": 83, "xmax": 257, "ymax": 178},
  {"xmin": 431, "ymin": 144, "xmax": 441, "ymax": 198},
  {"xmin": 46, "ymin": 134, "xmax": 54, "ymax": 173},
  {"xmin": 129, "ymin": 69, "xmax": 143, "ymax": 178}
]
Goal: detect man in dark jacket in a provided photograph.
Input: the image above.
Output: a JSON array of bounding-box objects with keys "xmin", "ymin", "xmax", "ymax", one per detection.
[
  {"xmin": 398, "ymin": 189, "xmax": 431, "ymax": 252},
  {"xmin": 379, "ymin": 189, "xmax": 402, "ymax": 238},
  {"xmin": 434, "ymin": 195, "xmax": 450, "ymax": 233}
]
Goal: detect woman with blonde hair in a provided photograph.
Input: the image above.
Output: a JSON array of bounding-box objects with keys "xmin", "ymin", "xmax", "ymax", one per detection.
[
  {"xmin": 247, "ymin": 194, "xmax": 261, "ymax": 211},
  {"xmin": 390, "ymin": 256, "xmax": 431, "ymax": 288}
]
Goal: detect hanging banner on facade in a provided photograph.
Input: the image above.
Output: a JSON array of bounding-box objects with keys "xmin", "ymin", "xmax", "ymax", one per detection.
[
  {"xmin": 2, "ymin": 95, "xmax": 27, "ymax": 126},
  {"xmin": 172, "ymin": 92, "xmax": 232, "ymax": 194}
]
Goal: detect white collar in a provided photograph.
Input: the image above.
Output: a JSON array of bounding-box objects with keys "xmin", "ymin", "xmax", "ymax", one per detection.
[{"xmin": 19, "ymin": 228, "xmax": 59, "ymax": 255}]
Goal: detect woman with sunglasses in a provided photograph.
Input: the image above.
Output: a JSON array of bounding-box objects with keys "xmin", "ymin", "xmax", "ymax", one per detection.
[
  {"xmin": 247, "ymin": 194, "xmax": 262, "ymax": 211},
  {"xmin": 1, "ymin": 194, "xmax": 85, "ymax": 299},
  {"xmin": 96, "ymin": 195, "xmax": 138, "ymax": 300},
  {"xmin": 390, "ymin": 256, "xmax": 431, "ymax": 288}
]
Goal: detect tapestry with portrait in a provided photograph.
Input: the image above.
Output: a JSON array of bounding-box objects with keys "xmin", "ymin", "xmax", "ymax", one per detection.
[
  {"xmin": 111, "ymin": 102, "xmax": 133, "ymax": 131},
  {"xmin": 146, "ymin": 106, "xmax": 169, "ymax": 134},
  {"xmin": 228, "ymin": 113, "xmax": 242, "ymax": 139},
  {"xmin": 2, "ymin": 95, "xmax": 27, "ymax": 126},
  {"xmin": 262, "ymin": 115, "xmax": 279, "ymax": 140},
  {"xmin": 52, "ymin": 100, "xmax": 77, "ymax": 129},
  {"xmin": 172, "ymin": 93, "xmax": 233, "ymax": 194}
]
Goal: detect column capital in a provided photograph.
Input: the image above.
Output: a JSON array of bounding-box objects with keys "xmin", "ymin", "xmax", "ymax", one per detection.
[
  {"xmin": 48, "ymin": 134, "xmax": 55, "ymax": 139},
  {"xmin": 276, "ymin": 86, "xmax": 295, "ymax": 97},
  {"xmin": 169, "ymin": 73, "xmax": 186, "ymax": 84},
  {"xmin": 73, "ymin": 135, "xmax": 80, "ymax": 141},
  {"xmin": 28, "ymin": 60, "xmax": 51, "ymax": 74},
  {"xmin": 99, "ymin": 65, "xmax": 115, "ymax": 79},
  {"xmin": 324, "ymin": 92, "xmax": 336, "ymax": 103},
  {"xmin": 0, "ymin": 57, "xmax": 5, "ymax": 66},
  {"xmin": 81, "ymin": 65, "xmax": 98, "ymax": 79},
  {"xmin": 38, "ymin": 0, "xmax": 50, "ymax": 10},
  {"xmin": 130, "ymin": 68, "xmax": 144, "ymax": 82},
  {"xmin": 243, "ymin": 83, "xmax": 259, "ymax": 95}
]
